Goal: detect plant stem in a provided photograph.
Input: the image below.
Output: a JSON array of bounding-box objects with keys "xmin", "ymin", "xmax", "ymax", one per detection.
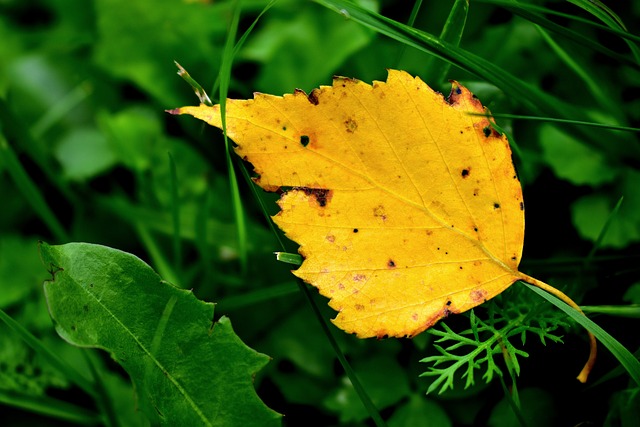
[{"xmin": 516, "ymin": 272, "xmax": 597, "ymax": 383}]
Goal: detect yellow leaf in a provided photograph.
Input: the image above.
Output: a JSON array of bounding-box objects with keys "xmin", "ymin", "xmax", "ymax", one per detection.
[{"xmin": 170, "ymin": 70, "xmax": 595, "ymax": 380}]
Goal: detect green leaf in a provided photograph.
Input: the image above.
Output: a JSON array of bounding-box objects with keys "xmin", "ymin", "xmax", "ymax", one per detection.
[
  {"xmin": 324, "ymin": 353, "xmax": 411, "ymax": 423},
  {"xmin": 388, "ymin": 394, "xmax": 452, "ymax": 427},
  {"xmin": 488, "ymin": 387, "xmax": 555, "ymax": 427},
  {"xmin": 54, "ymin": 126, "xmax": 116, "ymax": 181},
  {"xmin": 572, "ymin": 169, "xmax": 640, "ymax": 248},
  {"xmin": 41, "ymin": 242, "xmax": 281, "ymax": 427},
  {"xmin": 539, "ymin": 124, "xmax": 617, "ymax": 186}
]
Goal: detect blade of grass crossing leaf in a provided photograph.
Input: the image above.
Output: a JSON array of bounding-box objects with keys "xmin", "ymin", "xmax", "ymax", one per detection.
[
  {"xmin": 586, "ymin": 196, "xmax": 624, "ymax": 261},
  {"xmin": 135, "ymin": 223, "xmax": 179, "ymax": 285},
  {"xmin": 219, "ymin": 1, "xmax": 248, "ymax": 275},
  {"xmin": 168, "ymin": 153, "xmax": 182, "ymax": 279},
  {"xmin": 422, "ymin": 0, "xmax": 469, "ymax": 84},
  {"xmin": 522, "ymin": 281, "xmax": 640, "ymax": 387},
  {"xmin": 473, "ymin": 113, "xmax": 640, "ymax": 133},
  {"xmin": 237, "ymin": 153, "xmax": 387, "ymax": 427},
  {"xmin": 0, "ymin": 306, "xmax": 96, "ymax": 397},
  {"xmin": 0, "ymin": 134, "xmax": 68, "ymax": 242}
]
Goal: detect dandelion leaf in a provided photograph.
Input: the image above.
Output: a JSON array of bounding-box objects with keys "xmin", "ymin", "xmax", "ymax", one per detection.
[
  {"xmin": 41, "ymin": 242, "xmax": 281, "ymax": 426},
  {"xmin": 172, "ymin": 70, "xmax": 525, "ymax": 338}
]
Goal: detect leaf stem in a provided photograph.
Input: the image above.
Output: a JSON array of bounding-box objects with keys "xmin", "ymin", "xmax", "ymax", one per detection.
[{"xmin": 516, "ymin": 273, "xmax": 597, "ymax": 383}]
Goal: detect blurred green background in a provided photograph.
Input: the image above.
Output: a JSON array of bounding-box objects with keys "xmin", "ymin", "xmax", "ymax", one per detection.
[{"xmin": 1, "ymin": 0, "xmax": 639, "ymax": 425}]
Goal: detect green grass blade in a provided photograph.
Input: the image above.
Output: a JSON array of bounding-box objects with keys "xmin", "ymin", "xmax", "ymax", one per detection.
[
  {"xmin": 477, "ymin": 0, "xmax": 640, "ymax": 44},
  {"xmin": 219, "ymin": 1, "xmax": 249, "ymax": 275},
  {"xmin": 580, "ymin": 305, "xmax": 640, "ymax": 318},
  {"xmin": 523, "ymin": 282, "xmax": 640, "ymax": 387},
  {"xmin": 316, "ymin": 0, "xmax": 640, "ymax": 159},
  {"xmin": 216, "ymin": 282, "xmax": 299, "ymax": 312},
  {"xmin": 0, "ymin": 306, "xmax": 96, "ymax": 398},
  {"xmin": 423, "ymin": 0, "xmax": 469, "ymax": 84},
  {"xmin": 0, "ymin": 133, "xmax": 68, "ymax": 242},
  {"xmin": 476, "ymin": 0, "xmax": 640, "ymax": 67},
  {"xmin": 394, "ymin": 0, "xmax": 423, "ymax": 67},
  {"xmin": 135, "ymin": 223, "xmax": 179, "ymax": 286},
  {"xmin": 587, "ymin": 196, "xmax": 624, "ymax": 261},
  {"xmin": 0, "ymin": 390, "xmax": 100, "ymax": 425},
  {"xmin": 168, "ymin": 152, "xmax": 182, "ymax": 279},
  {"xmin": 472, "ymin": 114, "xmax": 640, "ymax": 133},
  {"xmin": 568, "ymin": 0, "xmax": 640, "ymax": 64},
  {"xmin": 535, "ymin": 25, "xmax": 617, "ymax": 116}
]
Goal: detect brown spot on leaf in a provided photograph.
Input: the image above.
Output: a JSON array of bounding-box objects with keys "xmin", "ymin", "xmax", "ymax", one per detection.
[
  {"xmin": 470, "ymin": 289, "xmax": 487, "ymax": 302},
  {"xmin": 353, "ymin": 274, "xmax": 366, "ymax": 282},
  {"xmin": 520, "ymin": 201, "xmax": 524, "ymax": 211},
  {"xmin": 373, "ymin": 204, "xmax": 387, "ymax": 220},
  {"xmin": 300, "ymin": 135, "xmax": 310, "ymax": 147},
  {"xmin": 412, "ymin": 313, "xmax": 418, "ymax": 321},
  {"xmin": 353, "ymin": 228, "xmax": 359, "ymax": 233},
  {"xmin": 494, "ymin": 203, "xmax": 500, "ymax": 209},
  {"xmin": 296, "ymin": 187, "xmax": 333, "ymax": 207},
  {"xmin": 326, "ymin": 235, "xmax": 335, "ymax": 243},
  {"xmin": 345, "ymin": 118, "xmax": 358, "ymax": 133},
  {"xmin": 461, "ymin": 168, "xmax": 470, "ymax": 178},
  {"xmin": 338, "ymin": 283, "xmax": 345, "ymax": 290},
  {"xmin": 388, "ymin": 260, "xmax": 396, "ymax": 268},
  {"xmin": 355, "ymin": 304, "xmax": 365, "ymax": 311}
]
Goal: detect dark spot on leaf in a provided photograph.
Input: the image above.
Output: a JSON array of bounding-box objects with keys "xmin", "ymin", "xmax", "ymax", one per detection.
[
  {"xmin": 353, "ymin": 228, "xmax": 359, "ymax": 233},
  {"xmin": 326, "ymin": 235, "xmax": 335, "ymax": 243},
  {"xmin": 455, "ymin": 87, "xmax": 462, "ymax": 95},
  {"xmin": 520, "ymin": 202, "xmax": 524, "ymax": 211},
  {"xmin": 282, "ymin": 126, "xmax": 287, "ymax": 131},
  {"xmin": 444, "ymin": 308, "xmax": 451, "ymax": 318},
  {"xmin": 355, "ymin": 304, "xmax": 365, "ymax": 311},
  {"xmin": 308, "ymin": 89, "xmax": 320, "ymax": 105},
  {"xmin": 446, "ymin": 300, "xmax": 452, "ymax": 306},
  {"xmin": 474, "ymin": 227, "xmax": 478, "ymax": 232},
  {"xmin": 494, "ymin": 203, "xmax": 500, "ymax": 209},
  {"xmin": 297, "ymin": 187, "xmax": 333, "ymax": 207},
  {"xmin": 300, "ymin": 135, "xmax": 310, "ymax": 147},
  {"xmin": 388, "ymin": 260, "xmax": 396, "ymax": 268},
  {"xmin": 461, "ymin": 169, "xmax": 470, "ymax": 178},
  {"xmin": 459, "ymin": 266, "xmax": 463, "ymax": 270},
  {"xmin": 511, "ymin": 256, "xmax": 517, "ymax": 261},
  {"xmin": 473, "ymin": 189, "xmax": 479, "ymax": 197},
  {"xmin": 83, "ymin": 305, "xmax": 89, "ymax": 313},
  {"xmin": 483, "ymin": 126, "xmax": 492, "ymax": 137}
]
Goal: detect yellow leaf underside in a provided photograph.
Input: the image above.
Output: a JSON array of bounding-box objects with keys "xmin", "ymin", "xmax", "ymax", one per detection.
[{"xmin": 176, "ymin": 70, "xmax": 525, "ymax": 338}]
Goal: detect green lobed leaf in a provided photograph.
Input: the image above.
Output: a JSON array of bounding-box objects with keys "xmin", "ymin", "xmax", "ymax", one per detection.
[
  {"xmin": 40, "ymin": 242, "xmax": 281, "ymax": 427},
  {"xmin": 539, "ymin": 124, "xmax": 617, "ymax": 186}
]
